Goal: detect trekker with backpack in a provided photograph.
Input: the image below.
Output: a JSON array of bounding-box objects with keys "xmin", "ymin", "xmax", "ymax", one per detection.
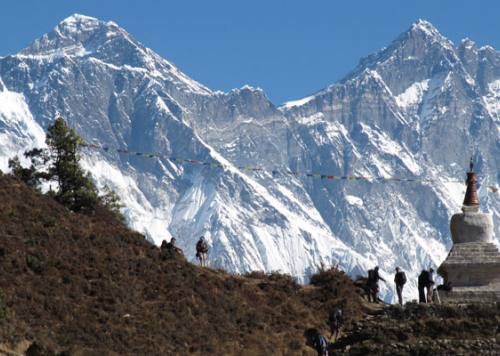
[
  {"xmin": 195, "ymin": 236, "xmax": 209, "ymax": 267},
  {"xmin": 160, "ymin": 237, "xmax": 184, "ymax": 260},
  {"xmin": 313, "ymin": 330, "xmax": 329, "ymax": 356},
  {"xmin": 367, "ymin": 266, "xmax": 386, "ymax": 303},
  {"xmin": 417, "ymin": 269, "xmax": 428, "ymax": 303},
  {"xmin": 394, "ymin": 267, "xmax": 407, "ymax": 306},
  {"xmin": 426, "ymin": 268, "xmax": 435, "ymax": 303},
  {"xmin": 328, "ymin": 307, "xmax": 344, "ymax": 341}
]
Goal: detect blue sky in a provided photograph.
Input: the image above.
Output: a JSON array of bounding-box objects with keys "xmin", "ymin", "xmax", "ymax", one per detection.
[{"xmin": 1, "ymin": 0, "xmax": 499, "ymax": 103}]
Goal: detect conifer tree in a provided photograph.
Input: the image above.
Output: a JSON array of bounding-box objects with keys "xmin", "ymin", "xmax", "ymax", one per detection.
[
  {"xmin": 44, "ymin": 117, "xmax": 99, "ymax": 212},
  {"xmin": 9, "ymin": 117, "xmax": 117, "ymax": 215}
]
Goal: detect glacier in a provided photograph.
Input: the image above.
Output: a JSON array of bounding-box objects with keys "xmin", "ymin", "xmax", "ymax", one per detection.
[{"xmin": 0, "ymin": 15, "xmax": 498, "ymax": 301}]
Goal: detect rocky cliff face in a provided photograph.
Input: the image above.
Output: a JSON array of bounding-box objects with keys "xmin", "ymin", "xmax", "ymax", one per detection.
[{"xmin": 0, "ymin": 15, "xmax": 498, "ymax": 300}]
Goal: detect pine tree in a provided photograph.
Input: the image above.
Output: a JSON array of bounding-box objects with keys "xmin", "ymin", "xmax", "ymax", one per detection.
[
  {"xmin": 9, "ymin": 116, "xmax": 125, "ymax": 219},
  {"xmin": 44, "ymin": 117, "xmax": 99, "ymax": 213}
]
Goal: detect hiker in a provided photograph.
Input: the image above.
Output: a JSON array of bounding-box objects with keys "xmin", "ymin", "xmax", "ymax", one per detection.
[
  {"xmin": 426, "ymin": 268, "xmax": 435, "ymax": 303},
  {"xmin": 195, "ymin": 236, "xmax": 209, "ymax": 267},
  {"xmin": 312, "ymin": 330, "xmax": 329, "ymax": 356},
  {"xmin": 367, "ymin": 266, "xmax": 386, "ymax": 303},
  {"xmin": 417, "ymin": 268, "xmax": 435, "ymax": 303},
  {"xmin": 160, "ymin": 237, "xmax": 184, "ymax": 259},
  {"xmin": 328, "ymin": 307, "xmax": 344, "ymax": 341},
  {"xmin": 394, "ymin": 267, "xmax": 407, "ymax": 306},
  {"xmin": 417, "ymin": 269, "xmax": 428, "ymax": 303}
]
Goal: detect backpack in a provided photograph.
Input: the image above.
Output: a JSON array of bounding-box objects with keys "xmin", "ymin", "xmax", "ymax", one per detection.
[
  {"xmin": 197, "ymin": 240, "xmax": 208, "ymax": 253},
  {"xmin": 396, "ymin": 271, "xmax": 407, "ymax": 285},
  {"xmin": 317, "ymin": 335, "xmax": 328, "ymax": 353},
  {"xmin": 419, "ymin": 270, "xmax": 429, "ymax": 285}
]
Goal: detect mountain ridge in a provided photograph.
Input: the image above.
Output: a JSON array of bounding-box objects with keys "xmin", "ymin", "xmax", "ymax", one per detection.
[{"xmin": 0, "ymin": 14, "xmax": 498, "ymax": 301}]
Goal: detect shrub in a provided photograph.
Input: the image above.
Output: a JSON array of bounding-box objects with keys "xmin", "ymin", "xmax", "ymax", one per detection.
[
  {"xmin": 99, "ymin": 186, "xmax": 125, "ymax": 223},
  {"xmin": 310, "ymin": 267, "xmax": 345, "ymax": 288}
]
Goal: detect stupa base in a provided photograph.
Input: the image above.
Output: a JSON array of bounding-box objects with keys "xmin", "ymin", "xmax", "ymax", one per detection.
[
  {"xmin": 439, "ymin": 287, "xmax": 500, "ymax": 303},
  {"xmin": 438, "ymin": 242, "xmax": 500, "ymax": 303}
]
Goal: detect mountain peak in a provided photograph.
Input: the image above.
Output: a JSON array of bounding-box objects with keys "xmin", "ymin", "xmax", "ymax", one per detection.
[
  {"xmin": 19, "ymin": 13, "xmax": 134, "ymax": 58},
  {"xmin": 60, "ymin": 13, "xmax": 101, "ymax": 26},
  {"xmin": 405, "ymin": 19, "xmax": 451, "ymax": 46},
  {"xmin": 16, "ymin": 14, "xmax": 211, "ymax": 96},
  {"xmin": 410, "ymin": 19, "xmax": 439, "ymax": 35},
  {"xmin": 54, "ymin": 13, "xmax": 123, "ymax": 40},
  {"xmin": 57, "ymin": 14, "xmax": 121, "ymax": 35},
  {"xmin": 341, "ymin": 19, "xmax": 454, "ymax": 86}
]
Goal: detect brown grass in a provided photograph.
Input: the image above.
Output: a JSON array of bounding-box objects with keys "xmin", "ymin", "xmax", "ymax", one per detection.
[{"xmin": 0, "ymin": 175, "xmax": 364, "ymax": 355}]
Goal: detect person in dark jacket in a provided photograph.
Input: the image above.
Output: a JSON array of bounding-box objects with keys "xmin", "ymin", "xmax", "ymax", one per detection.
[
  {"xmin": 328, "ymin": 307, "xmax": 344, "ymax": 341},
  {"xmin": 417, "ymin": 269, "xmax": 428, "ymax": 303},
  {"xmin": 160, "ymin": 237, "xmax": 184, "ymax": 259},
  {"xmin": 394, "ymin": 267, "xmax": 407, "ymax": 306},
  {"xmin": 426, "ymin": 268, "xmax": 435, "ymax": 303},
  {"xmin": 367, "ymin": 266, "xmax": 386, "ymax": 303},
  {"xmin": 417, "ymin": 268, "xmax": 435, "ymax": 303},
  {"xmin": 195, "ymin": 236, "xmax": 209, "ymax": 267}
]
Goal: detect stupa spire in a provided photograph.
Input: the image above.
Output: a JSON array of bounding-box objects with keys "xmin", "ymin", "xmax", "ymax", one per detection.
[{"xmin": 462, "ymin": 157, "xmax": 479, "ymax": 211}]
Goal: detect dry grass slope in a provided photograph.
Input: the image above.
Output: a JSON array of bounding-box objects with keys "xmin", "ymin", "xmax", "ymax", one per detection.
[{"xmin": 0, "ymin": 174, "xmax": 363, "ymax": 355}]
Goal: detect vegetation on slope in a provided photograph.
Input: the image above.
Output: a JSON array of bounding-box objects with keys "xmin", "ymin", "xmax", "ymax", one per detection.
[
  {"xmin": 0, "ymin": 172, "xmax": 499, "ymax": 355},
  {"xmin": 0, "ymin": 174, "xmax": 363, "ymax": 355}
]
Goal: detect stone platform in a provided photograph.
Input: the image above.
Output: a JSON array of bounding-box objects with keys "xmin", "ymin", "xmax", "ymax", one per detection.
[
  {"xmin": 438, "ymin": 242, "xmax": 500, "ymax": 303},
  {"xmin": 439, "ymin": 288, "xmax": 500, "ymax": 303}
]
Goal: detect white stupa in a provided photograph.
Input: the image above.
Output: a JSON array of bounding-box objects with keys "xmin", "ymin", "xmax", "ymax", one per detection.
[{"xmin": 438, "ymin": 162, "xmax": 500, "ymax": 303}]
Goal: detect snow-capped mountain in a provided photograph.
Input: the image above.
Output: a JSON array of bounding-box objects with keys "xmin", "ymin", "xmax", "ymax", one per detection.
[{"xmin": 0, "ymin": 15, "xmax": 498, "ymax": 300}]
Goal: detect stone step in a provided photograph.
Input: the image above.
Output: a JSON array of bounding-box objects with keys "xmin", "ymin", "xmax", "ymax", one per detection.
[
  {"xmin": 445, "ymin": 254, "xmax": 500, "ymax": 259},
  {"xmin": 449, "ymin": 249, "xmax": 500, "ymax": 255},
  {"xmin": 453, "ymin": 242, "xmax": 498, "ymax": 247},
  {"xmin": 443, "ymin": 258, "xmax": 500, "ymax": 263},
  {"xmin": 440, "ymin": 289, "xmax": 500, "ymax": 303},
  {"xmin": 449, "ymin": 252, "xmax": 500, "ymax": 258},
  {"xmin": 448, "ymin": 253, "xmax": 500, "ymax": 259},
  {"xmin": 451, "ymin": 247, "xmax": 499, "ymax": 251},
  {"xmin": 452, "ymin": 248, "xmax": 500, "ymax": 253},
  {"xmin": 444, "ymin": 261, "xmax": 500, "ymax": 265},
  {"xmin": 452, "ymin": 245, "xmax": 499, "ymax": 251}
]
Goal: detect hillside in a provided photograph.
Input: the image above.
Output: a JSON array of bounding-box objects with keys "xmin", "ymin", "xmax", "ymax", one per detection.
[
  {"xmin": 1, "ymin": 15, "xmax": 499, "ymax": 301},
  {"xmin": 0, "ymin": 174, "xmax": 364, "ymax": 355},
  {"xmin": 0, "ymin": 174, "xmax": 499, "ymax": 354}
]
